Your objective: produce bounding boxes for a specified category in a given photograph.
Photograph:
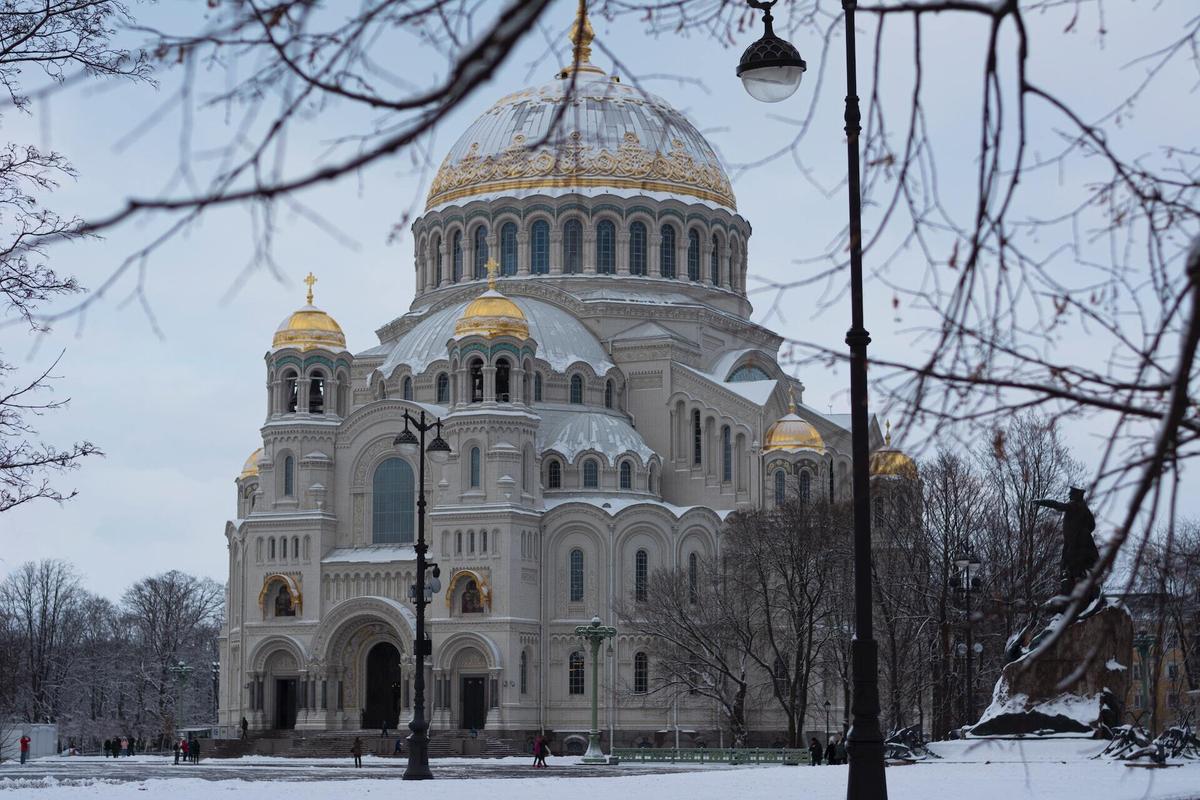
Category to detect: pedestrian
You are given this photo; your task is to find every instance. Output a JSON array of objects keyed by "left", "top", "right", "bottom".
[
  {"left": 191, "top": 738, "right": 200, "bottom": 764},
  {"left": 808, "top": 737, "right": 822, "bottom": 766},
  {"left": 393, "top": 737, "right": 403, "bottom": 756},
  {"left": 240, "top": 717, "right": 248, "bottom": 740},
  {"left": 825, "top": 736, "right": 838, "bottom": 765},
  {"left": 531, "top": 735, "right": 543, "bottom": 769},
  {"left": 173, "top": 739, "right": 180, "bottom": 765},
  {"left": 19, "top": 734, "right": 30, "bottom": 764},
  {"left": 351, "top": 736, "right": 363, "bottom": 768},
  {"left": 181, "top": 738, "right": 189, "bottom": 764},
  {"left": 835, "top": 736, "right": 847, "bottom": 765},
  {"left": 381, "top": 721, "right": 389, "bottom": 739},
  {"left": 120, "top": 737, "right": 129, "bottom": 758},
  {"left": 104, "top": 739, "right": 112, "bottom": 759}
]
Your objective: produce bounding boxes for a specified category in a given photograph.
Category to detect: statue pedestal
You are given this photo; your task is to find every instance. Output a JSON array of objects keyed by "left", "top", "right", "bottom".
[{"left": 971, "top": 600, "right": 1132, "bottom": 737}]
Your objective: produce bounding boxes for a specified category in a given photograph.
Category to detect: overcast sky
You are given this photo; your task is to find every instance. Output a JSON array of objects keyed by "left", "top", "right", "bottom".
[{"left": 1, "top": 1, "right": 1192, "bottom": 600}]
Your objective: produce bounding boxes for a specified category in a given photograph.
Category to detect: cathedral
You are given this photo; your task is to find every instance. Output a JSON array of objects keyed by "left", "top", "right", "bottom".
[{"left": 217, "top": 11, "right": 913, "bottom": 752}]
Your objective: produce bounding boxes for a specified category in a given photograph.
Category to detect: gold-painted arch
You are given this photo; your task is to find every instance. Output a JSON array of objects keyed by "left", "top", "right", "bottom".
[
  {"left": 444, "top": 569, "right": 492, "bottom": 611},
  {"left": 258, "top": 573, "right": 303, "bottom": 614}
]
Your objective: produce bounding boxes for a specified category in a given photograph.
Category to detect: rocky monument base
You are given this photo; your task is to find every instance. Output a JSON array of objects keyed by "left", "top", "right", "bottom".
[{"left": 971, "top": 599, "right": 1132, "bottom": 738}]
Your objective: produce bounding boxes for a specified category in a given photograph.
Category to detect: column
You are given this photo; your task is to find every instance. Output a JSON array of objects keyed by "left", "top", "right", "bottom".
[
  {"left": 517, "top": 231, "right": 530, "bottom": 276},
  {"left": 440, "top": 238, "right": 452, "bottom": 287},
  {"left": 549, "top": 231, "right": 564, "bottom": 275},
  {"left": 482, "top": 365, "right": 496, "bottom": 402},
  {"left": 616, "top": 232, "right": 630, "bottom": 275},
  {"left": 649, "top": 232, "right": 662, "bottom": 277},
  {"left": 583, "top": 232, "right": 597, "bottom": 274}
]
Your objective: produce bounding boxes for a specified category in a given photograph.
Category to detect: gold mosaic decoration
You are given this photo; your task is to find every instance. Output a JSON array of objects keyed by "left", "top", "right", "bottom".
[{"left": 426, "top": 130, "right": 736, "bottom": 210}]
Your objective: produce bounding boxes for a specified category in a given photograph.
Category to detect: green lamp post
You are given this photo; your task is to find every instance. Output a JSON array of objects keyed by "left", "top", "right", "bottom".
[{"left": 575, "top": 615, "right": 616, "bottom": 764}]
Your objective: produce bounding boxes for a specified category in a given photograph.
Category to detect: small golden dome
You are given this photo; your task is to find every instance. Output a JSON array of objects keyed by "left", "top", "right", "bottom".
[
  {"left": 870, "top": 421, "right": 918, "bottom": 479},
  {"left": 240, "top": 447, "right": 263, "bottom": 480},
  {"left": 454, "top": 260, "right": 530, "bottom": 340},
  {"left": 272, "top": 273, "right": 347, "bottom": 352},
  {"left": 764, "top": 391, "right": 825, "bottom": 453}
]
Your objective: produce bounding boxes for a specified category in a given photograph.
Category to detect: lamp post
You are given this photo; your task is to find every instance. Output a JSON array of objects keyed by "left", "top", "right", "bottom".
[
  {"left": 168, "top": 661, "right": 193, "bottom": 739},
  {"left": 954, "top": 552, "right": 982, "bottom": 725},
  {"left": 737, "top": 2, "right": 885, "bottom": 797},
  {"left": 825, "top": 699, "right": 832, "bottom": 741},
  {"left": 575, "top": 615, "right": 617, "bottom": 764},
  {"left": 393, "top": 409, "right": 451, "bottom": 780}
]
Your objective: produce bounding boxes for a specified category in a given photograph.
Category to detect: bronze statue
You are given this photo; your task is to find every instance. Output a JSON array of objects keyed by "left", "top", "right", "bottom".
[{"left": 1033, "top": 487, "right": 1101, "bottom": 600}]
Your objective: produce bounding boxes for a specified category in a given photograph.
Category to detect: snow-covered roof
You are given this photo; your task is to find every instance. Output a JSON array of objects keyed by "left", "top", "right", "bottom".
[
  {"left": 610, "top": 320, "right": 693, "bottom": 345},
  {"left": 322, "top": 545, "right": 416, "bottom": 564},
  {"left": 376, "top": 296, "right": 614, "bottom": 378},
  {"left": 537, "top": 407, "right": 656, "bottom": 465},
  {"left": 708, "top": 348, "right": 780, "bottom": 381},
  {"left": 543, "top": 495, "right": 730, "bottom": 520}
]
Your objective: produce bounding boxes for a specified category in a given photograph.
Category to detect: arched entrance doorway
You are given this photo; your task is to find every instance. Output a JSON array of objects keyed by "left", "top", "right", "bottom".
[{"left": 363, "top": 642, "right": 403, "bottom": 730}]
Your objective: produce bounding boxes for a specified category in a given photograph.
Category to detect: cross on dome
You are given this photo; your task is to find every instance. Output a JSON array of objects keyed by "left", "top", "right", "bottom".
[{"left": 304, "top": 272, "right": 317, "bottom": 305}]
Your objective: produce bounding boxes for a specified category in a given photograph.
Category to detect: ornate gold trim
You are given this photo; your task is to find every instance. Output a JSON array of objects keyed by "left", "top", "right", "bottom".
[{"left": 258, "top": 573, "right": 302, "bottom": 614}]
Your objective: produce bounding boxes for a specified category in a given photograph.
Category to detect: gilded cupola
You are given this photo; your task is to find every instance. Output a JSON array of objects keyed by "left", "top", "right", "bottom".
[
  {"left": 239, "top": 447, "right": 263, "bottom": 480},
  {"left": 454, "top": 260, "right": 530, "bottom": 340},
  {"left": 869, "top": 421, "right": 918, "bottom": 479},
  {"left": 764, "top": 390, "right": 825, "bottom": 453},
  {"left": 272, "top": 273, "right": 347, "bottom": 352}
]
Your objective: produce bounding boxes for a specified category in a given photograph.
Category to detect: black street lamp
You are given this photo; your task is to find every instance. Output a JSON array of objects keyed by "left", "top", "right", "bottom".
[
  {"left": 824, "top": 699, "right": 832, "bottom": 741},
  {"left": 393, "top": 410, "right": 451, "bottom": 780},
  {"left": 954, "top": 552, "right": 983, "bottom": 726},
  {"left": 738, "top": 2, "right": 885, "bottom": 798}
]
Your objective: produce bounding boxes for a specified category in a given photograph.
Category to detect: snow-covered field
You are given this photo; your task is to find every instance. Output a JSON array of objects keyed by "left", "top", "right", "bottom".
[{"left": 2, "top": 744, "right": 1198, "bottom": 799}]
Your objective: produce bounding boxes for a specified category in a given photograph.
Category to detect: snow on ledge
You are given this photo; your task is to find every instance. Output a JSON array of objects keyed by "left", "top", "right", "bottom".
[{"left": 322, "top": 545, "right": 416, "bottom": 564}]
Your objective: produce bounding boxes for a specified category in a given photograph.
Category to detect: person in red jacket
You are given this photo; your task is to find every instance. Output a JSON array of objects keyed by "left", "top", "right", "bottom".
[{"left": 19, "top": 735, "right": 31, "bottom": 764}]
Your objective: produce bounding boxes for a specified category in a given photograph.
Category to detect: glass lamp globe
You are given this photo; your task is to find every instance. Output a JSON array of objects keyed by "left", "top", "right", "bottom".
[
  {"left": 737, "top": 9, "right": 806, "bottom": 104},
  {"left": 426, "top": 435, "right": 452, "bottom": 464}
]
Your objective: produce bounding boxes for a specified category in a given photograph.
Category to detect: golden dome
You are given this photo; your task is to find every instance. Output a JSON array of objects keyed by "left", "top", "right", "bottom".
[
  {"left": 764, "top": 391, "right": 825, "bottom": 453},
  {"left": 454, "top": 260, "right": 530, "bottom": 339},
  {"left": 240, "top": 447, "right": 263, "bottom": 480},
  {"left": 870, "top": 421, "right": 918, "bottom": 479},
  {"left": 271, "top": 273, "right": 347, "bottom": 352}
]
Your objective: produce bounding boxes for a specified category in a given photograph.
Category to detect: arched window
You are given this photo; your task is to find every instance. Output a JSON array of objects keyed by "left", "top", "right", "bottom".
[
  {"left": 568, "top": 651, "right": 585, "bottom": 695},
  {"left": 452, "top": 230, "right": 463, "bottom": 282},
  {"left": 569, "top": 548, "right": 584, "bottom": 602},
  {"left": 495, "top": 358, "right": 511, "bottom": 403},
  {"left": 456, "top": 531, "right": 462, "bottom": 553},
  {"left": 730, "top": 239, "right": 740, "bottom": 290},
  {"left": 570, "top": 374, "right": 584, "bottom": 404},
  {"left": 533, "top": 372, "right": 543, "bottom": 402},
  {"left": 519, "top": 650, "right": 528, "bottom": 695},
  {"left": 710, "top": 233, "right": 721, "bottom": 284},
  {"left": 283, "top": 371, "right": 298, "bottom": 413},
  {"left": 373, "top": 458, "right": 415, "bottom": 544},
  {"left": 283, "top": 455, "right": 295, "bottom": 497},
  {"left": 799, "top": 470, "right": 811, "bottom": 504},
  {"left": 436, "top": 372, "right": 449, "bottom": 403},
  {"left": 635, "top": 548, "right": 648, "bottom": 602},
  {"left": 596, "top": 220, "right": 616, "bottom": 274},
  {"left": 308, "top": 372, "right": 326, "bottom": 413},
  {"left": 604, "top": 379, "right": 614, "bottom": 408},
  {"left": 648, "top": 464, "right": 657, "bottom": 494},
  {"left": 660, "top": 225, "right": 676, "bottom": 278},
  {"left": 688, "top": 552, "right": 699, "bottom": 604},
  {"left": 280, "top": 537, "right": 287, "bottom": 559},
  {"left": 481, "top": 530, "right": 488, "bottom": 553},
  {"left": 687, "top": 229, "right": 701, "bottom": 281},
  {"left": 774, "top": 469, "right": 786, "bottom": 506},
  {"left": 402, "top": 376, "right": 413, "bottom": 400},
  {"left": 692, "top": 409, "right": 702, "bottom": 465},
  {"left": 729, "top": 364, "right": 772, "bottom": 382},
  {"left": 469, "top": 446, "right": 482, "bottom": 489},
  {"left": 634, "top": 652, "right": 649, "bottom": 693},
  {"left": 629, "top": 221, "right": 647, "bottom": 275},
  {"left": 547, "top": 460, "right": 562, "bottom": 489},
  {"left": 268, "top": 537, "right": 276, "bottom": 560},
  {"left": 531, "top": 220, "right": 550, "bottom": 274},
  {"left": 722, "top": 425, "right": 732, "bottom": 482},
  {"left": 469, "top": 358, "right": 484, "bottom": 403},
  {"left": 433, "top": 235, "right": 443, "bottom": 285},
  {"left": 619, "top": 460, "right": 632, "bottom": 490},
  {"left": 473, "top": 225, "right": 489, "bottom": 279},
  {"left": 563, "top": 219, "right": 582, "bottom": 273},
  {"left": 583, "top": 459, "right": 599, "bottom": 489},
  {"left": 500, "top": 222, "right": 518, "bottom": 275}
]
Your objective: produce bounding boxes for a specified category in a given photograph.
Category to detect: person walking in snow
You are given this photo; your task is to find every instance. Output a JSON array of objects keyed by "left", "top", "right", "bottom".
[
  {"left": 808, "top": 737, "right": 823, "bottom": 765},
  {"left": 104, "top": 739, "right": 112, "bottom": 759},
  {"left": 351, "top": 736, "right": 364, "bottom": 768},
  {"left": 240, "top": 717, "right": 248, "bottom": 739},
  {"left": 120, "top": 737, "right": 128, "bottom": 757},
  {"left": 824, "top": 737, "right": 837, "bottom": 765},
  {"left": 173, "top": 740, "right": 180, "bottom": 765},
  {"left": 19, "top": 735, "right": 30, "bottom": 764},
  {"left": 180, "top": 738, "right": 189, "bottom": 764},
  {"left": 190, "top": 738, "right": 200, "bottom": 764},
  {"left": 835, "top": 736, "right": 847, "bottom": 765}
]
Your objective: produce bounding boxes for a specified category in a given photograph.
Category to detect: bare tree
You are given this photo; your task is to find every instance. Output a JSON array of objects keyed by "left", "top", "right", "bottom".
[
  {"left": 0, "top": 559, "right": 83, "bottom": 721},
  {"left": 0, "top": 0, "right": 150, "bottom": 513}
]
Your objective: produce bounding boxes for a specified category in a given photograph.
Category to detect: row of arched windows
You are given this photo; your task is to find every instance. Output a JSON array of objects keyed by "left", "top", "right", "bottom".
[
  {"left": 277, "top": 367, "right": 349, "bottom": 416},
  {"left": 545, "top": 457, "right": 653, "bottom": 492},
  {"left": 398, "top": 361, "right": 620, "bottom": 409},
  {"left": 258, "top": 534, "right": 311, "bottom": 563},
  {"left": 566, "top": 649, "right": 649, "bottom": 695},
  {"left": 773, "top": 465, "right": 815, "bottom": 507},
  {"left": 418, "top": 216, "right": 746, "bottom": 292}
]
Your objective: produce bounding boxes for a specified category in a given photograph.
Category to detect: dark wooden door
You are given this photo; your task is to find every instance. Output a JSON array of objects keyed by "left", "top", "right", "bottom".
[
  {"left": 274, "top": 679, "right": 297, "bottom": 729},
  {"left": 364, "top": 642, "right": 403, "bottom": 730},
  {"left": 461, "top": 677, "right": 486, "bottom": 730}
]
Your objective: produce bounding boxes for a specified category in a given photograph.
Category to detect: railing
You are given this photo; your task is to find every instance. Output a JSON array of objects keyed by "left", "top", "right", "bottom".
[{"left": 611, "top": 747, "right": 808, "bottom": 765}]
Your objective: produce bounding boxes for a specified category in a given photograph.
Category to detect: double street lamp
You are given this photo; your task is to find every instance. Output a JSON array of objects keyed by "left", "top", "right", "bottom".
[
  {"left": 575, "top": 616, "right": 617, "bottom": 764},
  {"left": 168, "top": 660, "right": 193, "bottom": 738},
  {"left": 737, "top": 2, "right": 885, "bottom": 799},
  {"left": 393, "top": 409, "right": 451, "bottom": 780},
  {"left": 954, "top": 552, "right": 983, "bottom": 726}
]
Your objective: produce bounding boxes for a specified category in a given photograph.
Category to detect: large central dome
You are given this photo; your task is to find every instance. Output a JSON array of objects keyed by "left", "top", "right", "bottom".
[{"left": 426, "top": 42, "right": 735, "bottom": 211}]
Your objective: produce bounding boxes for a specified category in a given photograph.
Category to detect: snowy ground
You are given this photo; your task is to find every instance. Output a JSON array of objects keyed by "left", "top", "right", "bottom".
[{"left": 1, "top": 743, "right": 1198, "bottom": 799}]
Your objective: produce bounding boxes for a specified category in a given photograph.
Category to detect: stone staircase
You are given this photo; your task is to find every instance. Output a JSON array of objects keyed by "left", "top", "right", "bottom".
[{"left": 209, "top": 729, "right": 526, "bottom": 760}]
